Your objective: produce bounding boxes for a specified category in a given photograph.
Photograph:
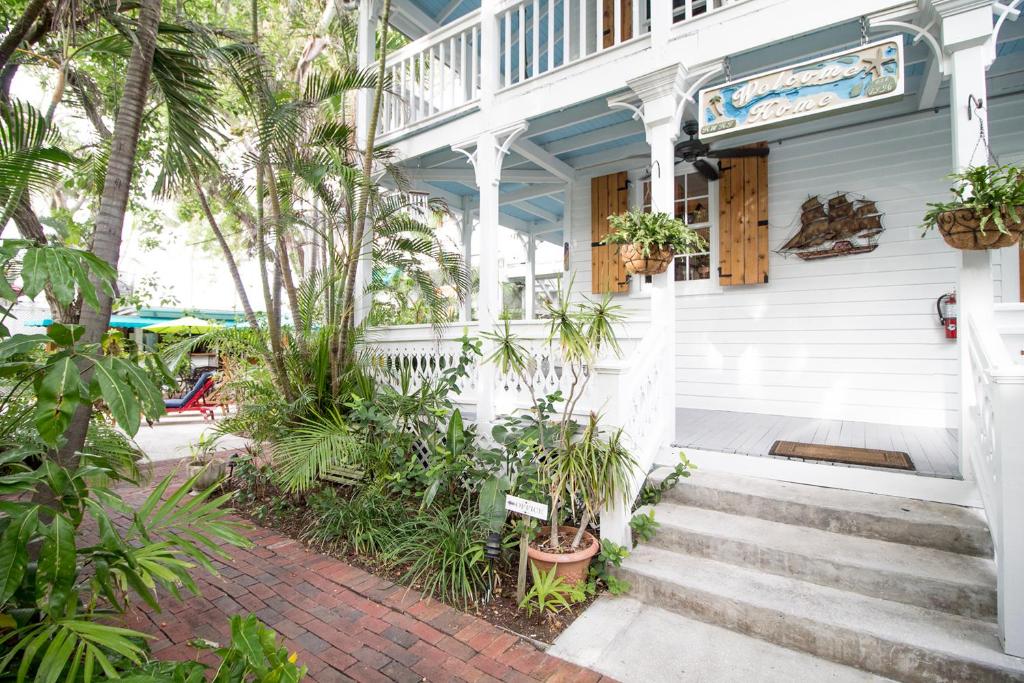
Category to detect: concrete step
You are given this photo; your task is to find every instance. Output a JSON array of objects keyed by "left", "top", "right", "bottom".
[
  {"left": 663, "top": 470, "right": 992, "bottom": 557},
  {"left": 616, "top": 546, "right": 1024, "bottom": 683},
  {"left": 646, "top": 502, "right": 997, "bottom": 620},
  {"left": 549, "top": 596, "right": 893, "bottom": 682}
]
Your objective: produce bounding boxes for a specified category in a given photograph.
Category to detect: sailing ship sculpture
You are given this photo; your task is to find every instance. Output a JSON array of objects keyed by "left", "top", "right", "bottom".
[{"left": 781, "top": 192, "right": 884, "bottom": 260}]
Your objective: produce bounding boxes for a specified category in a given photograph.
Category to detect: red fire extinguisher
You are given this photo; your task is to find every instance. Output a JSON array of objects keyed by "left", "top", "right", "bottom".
[{"left": 938, "top": 292, "right": 957, "bottom": 340}]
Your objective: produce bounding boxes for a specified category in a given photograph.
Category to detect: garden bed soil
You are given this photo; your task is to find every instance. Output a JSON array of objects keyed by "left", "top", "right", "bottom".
[{"left": 227, "top": 487, "right": 596, "bottom": 645}]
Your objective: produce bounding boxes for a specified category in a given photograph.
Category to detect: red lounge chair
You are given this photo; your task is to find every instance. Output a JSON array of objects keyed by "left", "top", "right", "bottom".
[{"left": 163, "top": 371, "right": 218, "bottom": 420}]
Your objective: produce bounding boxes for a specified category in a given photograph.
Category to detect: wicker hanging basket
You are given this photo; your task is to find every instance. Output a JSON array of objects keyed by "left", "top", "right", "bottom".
[
  {"left": 935, "top": 207, "right": 1024, "bottom": 250},
  {"left": 620, "top": 243, "right": 674, "bottom": 276}
]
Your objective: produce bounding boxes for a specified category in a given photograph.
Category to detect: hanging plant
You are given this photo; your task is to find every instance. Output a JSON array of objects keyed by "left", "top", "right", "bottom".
[
  {"left": 921, "top": 164, "right": 1024, "bottom": 250},
  {"left": 603, "top": 209, "right": 707, "bottom": 276}
]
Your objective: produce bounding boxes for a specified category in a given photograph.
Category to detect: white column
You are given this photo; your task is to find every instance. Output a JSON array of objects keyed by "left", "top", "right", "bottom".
[
  {"left": 354, "top": 0, "right": 379, "bottom": 143},
  {"left": 479, "top": 0, "right": 500, "bottom": 107},
  {"left": 942, "top": 5, "right": 993, "bottom": 479},
  {"left": 562, "top": 181, "right": 573, "bottom": 288},
  {"left": 460, "top": 202, "right": 474, "bottom": 322},
  {"left": 649, "top": 0, "right": 673, "bottom": 48},
  {"left": 475, "top": 131, "right": 501, "bottom": 423},
  {"left": 353, "top": 0, "right": 379, "bottom": 326},
  {"left": 646, "top": 118, "right": 678, "bottom": 444},
  {"left": 524, "top": 232, "right": 536, "bottom": 320}
]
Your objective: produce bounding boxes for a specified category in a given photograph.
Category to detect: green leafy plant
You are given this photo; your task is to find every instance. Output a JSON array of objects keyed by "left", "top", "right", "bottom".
[
  {"left": 0, "top": 240, "right": 251, "bottom": 683},
  {"left": 519, "top": 563, "right": 586, "bottom": 618},
  {"left": 602, "top": 209, "right": 707, "bottom": 257},
  {"left": 636, "top": 452, "right": 696, "bottom": 508},
  {"left": 629, "top": 510, "right": 660, "bottom": 545},
  {"left": 587, "top": 539, "right": 631, "bottom": 596},
  {"left": 922, "top": 164, "right": 1024, "bottom": 234}
]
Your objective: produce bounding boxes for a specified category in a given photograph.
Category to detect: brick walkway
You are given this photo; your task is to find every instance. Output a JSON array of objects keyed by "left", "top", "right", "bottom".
[{"left": 119, "top": 464, "right": 613, "bottom": 682}]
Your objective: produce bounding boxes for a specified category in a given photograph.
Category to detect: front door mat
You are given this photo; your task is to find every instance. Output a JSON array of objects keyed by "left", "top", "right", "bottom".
[{"left": 769, "top": 440, "right": 914, "bottom": 470}]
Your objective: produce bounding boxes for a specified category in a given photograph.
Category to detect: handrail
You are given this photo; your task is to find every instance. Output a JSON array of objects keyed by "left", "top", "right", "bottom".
[{"left": 963, "top": 312, "right": 1024, "bottom": 656}]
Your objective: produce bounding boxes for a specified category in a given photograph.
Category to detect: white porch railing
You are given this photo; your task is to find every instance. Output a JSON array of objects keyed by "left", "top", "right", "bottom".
[
  {"left": 587, "top": 322, "right": 674, "bottom": 545},
  {"left": 495, "top": 0, "right": 649, "bottom": 90},
  {"left": 363, "top": 318, "right": 647, "bottom": 413},
  {"left": 379, "top": 10, "right": 482, "bottom": 136},
  {"left": 963, "top": 312, "right": 1024, "bottom": 656}
]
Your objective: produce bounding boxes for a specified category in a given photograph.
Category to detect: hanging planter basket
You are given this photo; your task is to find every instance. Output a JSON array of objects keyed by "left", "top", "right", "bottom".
[
  {"left": 936, "top": 207, "right": 1024, "bottom": 250},
  {"left": 620, "top": 243, "right": 674, "bottom": 276}
]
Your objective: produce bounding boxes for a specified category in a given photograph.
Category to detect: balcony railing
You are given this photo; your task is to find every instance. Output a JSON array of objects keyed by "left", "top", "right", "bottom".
[
  {"left": 496, "top": 0, "right": 649, "bottom": 90},
  {"left": 376, "top": 0, "right": 747, "bottom": 137},
  {"left": 380, "top": 10, "right": 482, "bottom": 135}
]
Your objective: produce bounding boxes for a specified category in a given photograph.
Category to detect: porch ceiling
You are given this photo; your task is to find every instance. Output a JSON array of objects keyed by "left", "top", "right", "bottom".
[
  {"left": 392, "top": 0, "right": 478, "bottom": 38},
  {"left": 396, "top": 16, "right": 1024, "bottom": 227}
]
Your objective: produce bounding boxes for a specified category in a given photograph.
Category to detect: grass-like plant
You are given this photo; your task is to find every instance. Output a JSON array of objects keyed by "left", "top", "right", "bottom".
[
  {"left": 922, "top": 164, "right": 1024, "bottom": 234},
  {"left": 602, "top": 209, "right": 707, "bottom": 257},
  {"left": 304, "top": 484, "right": 406, "bottom": 556},
  {"left": 384, "top": 504, "right": 489, "bottom": 607}
]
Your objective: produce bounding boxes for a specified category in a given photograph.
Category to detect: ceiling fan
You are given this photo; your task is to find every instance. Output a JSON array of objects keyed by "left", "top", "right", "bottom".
[{"left": 674, "top": 120, "right": 769, "bottom": 181}]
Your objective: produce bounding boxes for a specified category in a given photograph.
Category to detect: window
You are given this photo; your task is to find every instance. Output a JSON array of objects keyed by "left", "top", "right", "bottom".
[{"left": 642, "top": 170, "right": 713, "bottom": 283}]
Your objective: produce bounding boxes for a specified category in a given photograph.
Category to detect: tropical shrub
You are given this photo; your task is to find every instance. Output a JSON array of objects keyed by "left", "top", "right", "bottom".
[
  {"left": 0, "top": 240, "right": 252, "bottom": 681},
  {"left": 636, "top": 452, "right": 696, "bottom": 508},
  {"left": 304, "top": 484, "right": 405, "bottom": 556},
  {"left": 629, "top": 510, "right": 660, "bottom": 545}
]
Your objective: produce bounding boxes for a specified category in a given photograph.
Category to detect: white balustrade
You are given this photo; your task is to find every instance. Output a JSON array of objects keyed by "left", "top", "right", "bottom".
[
  {"left": 378, "top": 11, "right": 482, "bottom": 136},
  {"left": 363, "top": 324, "right": 480, "bottom": 405},
  {"left": 587, "top": 322, "right": 674, "bottom": 546},
  {"left": 963, "top": 313, "right": 1024, "bottom": 656},
  {"left": 495, "top": 0, "right": 649, "bottom": 90},
  {"left": 672, "top": 0, "right": 743, "bottom": 24}
]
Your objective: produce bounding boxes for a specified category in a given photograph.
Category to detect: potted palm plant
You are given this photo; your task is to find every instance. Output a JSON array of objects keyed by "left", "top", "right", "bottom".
[
  {"left": 922, "top": 164, "right": 1024, "bottom": 249},
  {"left": 603, "top": 209, "right": 707, "bottom": 276},
  {"left": 484, "top": 283, "right": 636, "bottom": 586}
]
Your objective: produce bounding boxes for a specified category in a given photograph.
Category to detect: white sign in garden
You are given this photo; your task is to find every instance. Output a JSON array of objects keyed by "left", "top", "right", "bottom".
[
  {"left": 698, "top": 37, "right": 905, "bottom": 140},
  {"left": 505, "top": 495, "right": 548, "bottom": 520}
]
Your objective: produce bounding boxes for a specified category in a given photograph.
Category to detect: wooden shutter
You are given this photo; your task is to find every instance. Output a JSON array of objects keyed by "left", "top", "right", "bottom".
[
  {"left": 718, "top": 143, "right": 769, "bottom": 286},
  {"left": 591, "top": 171, "right": 630, "bottom": 294},
  {"left": 602, "top": 0, "right": 633, "bottom": 47}
]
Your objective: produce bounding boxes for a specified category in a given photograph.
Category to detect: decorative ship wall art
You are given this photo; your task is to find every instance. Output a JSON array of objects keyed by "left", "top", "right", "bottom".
[{"left": 780, "top": 192, "right": 884, "bottom": 260}]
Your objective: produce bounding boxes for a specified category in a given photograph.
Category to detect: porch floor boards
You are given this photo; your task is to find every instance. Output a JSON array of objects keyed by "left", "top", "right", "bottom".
[{"left": 673, "top": 408, "right": 960, "bottom": 479}]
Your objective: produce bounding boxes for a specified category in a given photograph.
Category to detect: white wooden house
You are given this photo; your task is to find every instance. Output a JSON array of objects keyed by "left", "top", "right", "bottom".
[{"left": 353, "top": 0, "right": 1024, "bottom": 669}]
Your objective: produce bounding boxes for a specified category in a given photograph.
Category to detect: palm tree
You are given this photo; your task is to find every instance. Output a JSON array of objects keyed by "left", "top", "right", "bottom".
[{"left": 56, "top": 0, "right": 164, "bottom": 467}]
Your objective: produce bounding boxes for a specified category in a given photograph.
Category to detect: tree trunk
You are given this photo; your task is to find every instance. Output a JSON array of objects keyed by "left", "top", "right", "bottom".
[
  {"left": 191, "top": 173, "right": 259, "bottom": 329},
  {"left": 265, "top": 168, "right": 303, "bottom": 335},
  {"left": 337, "top": 0, "right": 392, "bottom": 364},
  {"left": 0, "top": 0, "right": 50, "bottom": 73},
  {"left": 55, "top": 0, "right": 163, "bottom": 466}
]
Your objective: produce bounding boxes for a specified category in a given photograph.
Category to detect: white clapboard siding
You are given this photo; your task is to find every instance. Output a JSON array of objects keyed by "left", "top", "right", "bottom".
[{"left": 568, "top": 94, "right": 1024, "bottom": 429}]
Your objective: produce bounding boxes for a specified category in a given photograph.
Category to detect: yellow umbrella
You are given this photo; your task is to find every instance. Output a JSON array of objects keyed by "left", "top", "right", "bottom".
[{"left": 142, "top": 315, "right": 222, "bottom": 334}]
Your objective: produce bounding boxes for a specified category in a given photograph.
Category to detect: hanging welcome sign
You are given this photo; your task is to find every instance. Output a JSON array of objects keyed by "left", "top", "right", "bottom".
[{"left": 698, "top": 37, "right": 904, "bottom": 140}]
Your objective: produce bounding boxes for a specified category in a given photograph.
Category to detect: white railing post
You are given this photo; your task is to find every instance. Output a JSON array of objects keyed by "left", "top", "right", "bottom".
[
  {"left": 941, "top": 3, "right": 996, "bottom": 479},
  {"left": 993, "top": 368, "right": 1024, "bottom": 656}
]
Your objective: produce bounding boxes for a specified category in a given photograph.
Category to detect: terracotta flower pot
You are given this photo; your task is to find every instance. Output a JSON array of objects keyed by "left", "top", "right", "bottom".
[
  {"left": 620, "top": 243, "right": 674, "bottom": 276},
  {"left": 936, "top": 207, "right": 1024, "bottom": 250},
  {"left": 526, "top": 526, "right": 599, "bottom": 586}
]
